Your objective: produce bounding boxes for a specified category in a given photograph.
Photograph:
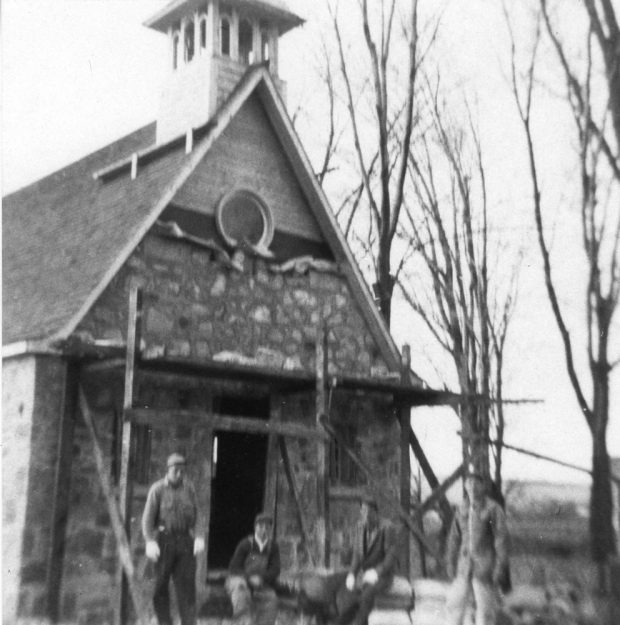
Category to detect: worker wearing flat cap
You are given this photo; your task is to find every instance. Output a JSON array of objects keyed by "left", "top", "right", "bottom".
[
  {"left": 445, "top": 464, "right": 509, "bottom": 625},
  {"left": 226, "top": 511, "right": 281, "bottom": 625},
  {"left": 142, "top": 453, "right": 205, "bottom": 625},
  {"left": 343, "top": 492, "right": 400, "bottom": 625}
]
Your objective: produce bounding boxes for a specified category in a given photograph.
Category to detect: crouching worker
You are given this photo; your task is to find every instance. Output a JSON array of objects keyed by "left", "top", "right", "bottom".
[
  {"left": 344, "top": 493, "right": 400, "bottom": 625},
  {"left": 142, "top": 453, "right": 205, "bottom": 625},
  {"left": 226, "top": 512, "right": 281, "bottom": 625}
]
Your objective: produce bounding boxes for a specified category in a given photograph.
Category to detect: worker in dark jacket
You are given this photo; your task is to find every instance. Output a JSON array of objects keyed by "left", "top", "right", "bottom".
[
  {"left": 344, "top": 493, "right": 400, "bottom": 625},
  {"left": 226, "top": 512, "right": 281, "bottom": 625},
  {"left": 142, "top": 453, "right": 205, "bottom": 625},
  {"left": 445, "top": 465, "right": 509, "bottom": 625}
]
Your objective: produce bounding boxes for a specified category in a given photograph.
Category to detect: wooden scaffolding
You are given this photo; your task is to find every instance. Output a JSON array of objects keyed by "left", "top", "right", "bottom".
[{"left": 63, "top": 286, "right": 459, "bottom": 625}]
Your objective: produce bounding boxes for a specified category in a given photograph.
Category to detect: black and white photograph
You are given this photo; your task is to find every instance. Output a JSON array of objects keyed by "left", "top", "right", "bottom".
[{"left": 2, "top": 1, "right": 619, "bottom": 624}]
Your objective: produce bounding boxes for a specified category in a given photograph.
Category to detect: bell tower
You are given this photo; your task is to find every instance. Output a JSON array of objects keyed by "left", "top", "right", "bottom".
[{"left": 144, "top": 0, "right": 303, "bottom": 144}]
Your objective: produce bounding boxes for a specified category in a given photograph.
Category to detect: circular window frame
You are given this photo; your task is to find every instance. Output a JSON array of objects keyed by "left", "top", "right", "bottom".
[{"left": 215, "top": 189, "right": 274, "bottom": 249}]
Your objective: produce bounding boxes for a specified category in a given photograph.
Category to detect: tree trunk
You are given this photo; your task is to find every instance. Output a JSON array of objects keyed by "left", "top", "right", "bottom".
[{"left": 589, "top": 374, "right": 617, "bottom": 590}]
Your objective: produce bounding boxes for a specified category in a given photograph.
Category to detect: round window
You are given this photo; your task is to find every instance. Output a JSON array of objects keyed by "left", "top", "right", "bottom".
[{"left": 215, "top": 190, "right": 274, "bottom": 249}]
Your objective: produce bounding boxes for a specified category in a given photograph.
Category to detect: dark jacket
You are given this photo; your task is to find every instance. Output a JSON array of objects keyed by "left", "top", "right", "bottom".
[
  {"left": 349, "top": 519, "right": 399, "bottom": 579},
  {"left": 228, "top": 535, "right": 281, "bottom": 588},
  {"left": 446, "top": 496, "right": 508, "bottom": 584}
]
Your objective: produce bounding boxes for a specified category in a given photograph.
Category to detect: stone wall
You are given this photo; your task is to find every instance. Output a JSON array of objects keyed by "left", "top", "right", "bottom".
[
  {"left": 55, "top": 231, "right": 401, "bottom": 623},
  {"left": 75, "top": 231, "right": 389, "bottom": 377},
  {"left": 2, "top": 355, "right": 67, "bottom": 621}
]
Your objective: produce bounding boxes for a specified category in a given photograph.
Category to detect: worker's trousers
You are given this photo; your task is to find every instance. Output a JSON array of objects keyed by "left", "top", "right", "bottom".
[
  {"left": 152, "top": 532, "right": 196, "bottom": 625},
  {"left": 445, "top": 575, "right": 498, "bottom": 625},
  {"left": 226, "top": 575, "right": 278, "bottom": 625}
]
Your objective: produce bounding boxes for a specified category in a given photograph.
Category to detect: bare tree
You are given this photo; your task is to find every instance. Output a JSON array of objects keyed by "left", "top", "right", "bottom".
[
  {"left": 399, "top": 87, "right": 520, "bottom": 485},
  {"left": 327, "top": 0, "right": 426, "bottom": 327},
  {"left": 506, "top": 0, "right": 620, "bottom": 586}
]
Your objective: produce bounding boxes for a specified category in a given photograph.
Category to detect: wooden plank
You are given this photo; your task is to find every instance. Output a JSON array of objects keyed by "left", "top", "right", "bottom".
[
  {"left": 315, "top": 326, "right": 330, "bottom": 568},
  {"left": 127, "top": 408, "right": 329, "bottom": 440},
  {"left": 278, "top": 437, "right": 315, "bottom": 567},
  {"left": 195, "top": 424, "right": 213, "bottom": 602},
  {"left": 399, "top": 345, "right": 412, "bottom": 578},
  {"left": 409, "top": 426, "right": 453, "bottom": 525},
  {"left": 263, "top": 396, "right": 282, "bottom": 521},
  {"left": 45, "top": 361, "right": 79, "bottom": 621},
  {"left": 78, "top": 388, "right": 154, "bottom": 624},
  {"left": 116, "top": 285, "right": 142, "bottom": 625},
  {"left": 320, "top": 416, "right": 438, "bottom": 559},
  {"left": 419, "top": 463, "right": 465, "bottom": 514}
]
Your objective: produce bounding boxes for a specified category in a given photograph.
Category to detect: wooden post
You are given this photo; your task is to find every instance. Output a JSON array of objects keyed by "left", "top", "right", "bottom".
[
  {"left": 46, "top": 361, "right": 79, "bottom": 622},
  {"left": 279, "top": 437, "right": 315, "bottom": 566},
  {"left": 399, "top": 345, "right": 412, "bottom": 578},
  {"left": 195, "top": 423, "right": 213, "bottom": 603},
  {"left": 264, "top": 396, "right": 282, "bottom": 522},
  {"left": 78, "top": 388, "right": 154, "bottom": 624},
  {"left": 409, "top": 427, "right": 453, "bottom": 525},
  {"left": 116, "top": 285, "right": 142, "bottom": 625},
  {"left": 316, "top": 325, "right": 330, "bottom": 568}
]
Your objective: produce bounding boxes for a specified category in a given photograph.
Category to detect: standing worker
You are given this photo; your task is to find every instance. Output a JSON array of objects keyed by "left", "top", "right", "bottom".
[
  {"left": 142, "top": 452, "right": 205, "bottom": 625},
  {"left": 344, "top": 493, "right": 400, "bottom": 625},
  {"left": 226, "top": 512, "right": 281, "bottom": 625},
  {"left": 445, "top": 464, "right": 509, "bottom": 625}
]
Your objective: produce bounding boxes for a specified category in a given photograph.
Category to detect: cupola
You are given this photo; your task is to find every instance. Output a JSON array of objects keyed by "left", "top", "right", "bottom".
[{"left": 144, "top": 0, "right": 303, "bottom": 144}]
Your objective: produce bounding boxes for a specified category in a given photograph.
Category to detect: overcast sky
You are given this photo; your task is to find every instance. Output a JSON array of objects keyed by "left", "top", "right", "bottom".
[{"left": 2, "top": 0, "right": 618, "bottom": 485}]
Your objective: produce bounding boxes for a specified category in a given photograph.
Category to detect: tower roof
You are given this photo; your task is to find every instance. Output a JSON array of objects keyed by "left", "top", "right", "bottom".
[{"left": 145, "top": 0, "right": 304, "bottom": 35}]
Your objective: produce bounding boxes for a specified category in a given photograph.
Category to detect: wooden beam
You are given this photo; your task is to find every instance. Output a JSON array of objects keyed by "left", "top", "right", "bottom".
[
  {"left": 320, "top": 416, "right": 438, "bottom": 559},
  {"left": 126, "top": 408, "right": 329, "bottom": 440},
  {"left": 419, "top": 463, "right": 465, "bottom": 514},
  {"left": 116, "top": 285, "right": 142, "bottom": 625},
  {"left": 78, "top": 388, "right": 154, "bottom": 624},
  {"left": 45, "top": 361, "right": 79, "bottom": 622},
  {"left": 409, "top": 426, "right": 453, "bottom": 525},
  {"left": 278, "top": 437, "right": 315, "bottom": 567},
  {"left": 398, "top": 345, "right": 412, "bottom": 578},
  {"left": 263, "top": 396, "right": 282, "bottom": 521},
  {"left": 194, "top": 423, "right": 213, "bottom": 603},
  {"left": 315, "top": 325, "right": 330, "bottom": 568}
]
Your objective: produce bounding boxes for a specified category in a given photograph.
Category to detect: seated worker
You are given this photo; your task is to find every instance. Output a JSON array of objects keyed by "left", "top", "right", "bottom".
[
  {"left": 344, "top": 493, "right": 400, "bottom": 625},
  {"left": 226, "top": 512, "right": 281, "bottom": 625}
]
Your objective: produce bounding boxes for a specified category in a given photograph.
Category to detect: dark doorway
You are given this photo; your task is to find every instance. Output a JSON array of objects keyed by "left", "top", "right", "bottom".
[{"left": 207, "top": 395, "right": 270, "bottom": 569}]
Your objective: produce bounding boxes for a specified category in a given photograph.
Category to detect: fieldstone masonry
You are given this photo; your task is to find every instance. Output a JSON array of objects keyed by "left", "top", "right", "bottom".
[
  {"left": 75, "top": 232, "right": 389, "bottom": 377},
  {"left": 4, "top": 232, "right": 403, "bottom": 624},
  {"left": 2, "top": 356, "right": 68, "bottom": 621}
]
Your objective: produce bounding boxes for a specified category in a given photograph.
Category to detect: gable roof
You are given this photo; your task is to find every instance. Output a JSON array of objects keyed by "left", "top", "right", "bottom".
[{"left": 3, "top": 65, "right": 410, "bottom": 378}]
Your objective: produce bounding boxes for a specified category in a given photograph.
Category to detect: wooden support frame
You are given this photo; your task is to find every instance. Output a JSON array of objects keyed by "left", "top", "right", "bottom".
[
  {"left": 194, "top": 422, "right": 213, "bottom": 600},
  {"left": 409, "top": 426, "right": 453, "bottom": 525},
  {"left": 264, "top": 396, "right": 282, "bottom": 522},
  {"left": 315, "top": 325, "right": 330, "bottom": 568},
  {"left": 278, "top": 437, "right": 315, "bottom": 567},
  {"left": 419, "top": 462, "right": 465, "bottom": 515},
  {"left": 78, "top": 387, "right": 154, "bottom": 624},
  {"left": 116, "top": 285, "right": 142, "bottom": 625},
  {"left": 320, "top": 416, "right": 438, "bottom": 559},
  {"left": 45, "top": 361, "right": 79, "bottom": 622},
  {"left": 398, "top": 345, "right": 412, "bottom": 577}
]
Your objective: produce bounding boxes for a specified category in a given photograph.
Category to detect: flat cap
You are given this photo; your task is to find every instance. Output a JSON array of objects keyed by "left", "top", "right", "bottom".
[
  {"left": 167, "top": 452, "right": 187, "bottom": 468},
  {"left": 254, "top": 511, "right": 273, "bottom": 526}
]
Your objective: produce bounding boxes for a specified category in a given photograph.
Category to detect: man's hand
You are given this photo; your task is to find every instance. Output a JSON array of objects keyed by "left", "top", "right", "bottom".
[
  {"left": 145, "top": 540, "right": 160, "bottom": 562},
  {"left": 193, "top": 537, "right": 205, "bottom": 556},
  {"left": 362, "top": 568, "right": 378, "bottom": 586},
  {"left": 345, "top": 572, "right": 356, "bottom": 591},
  {"left": 248, "top": 574, "right": 263, "bottom": 589}
]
